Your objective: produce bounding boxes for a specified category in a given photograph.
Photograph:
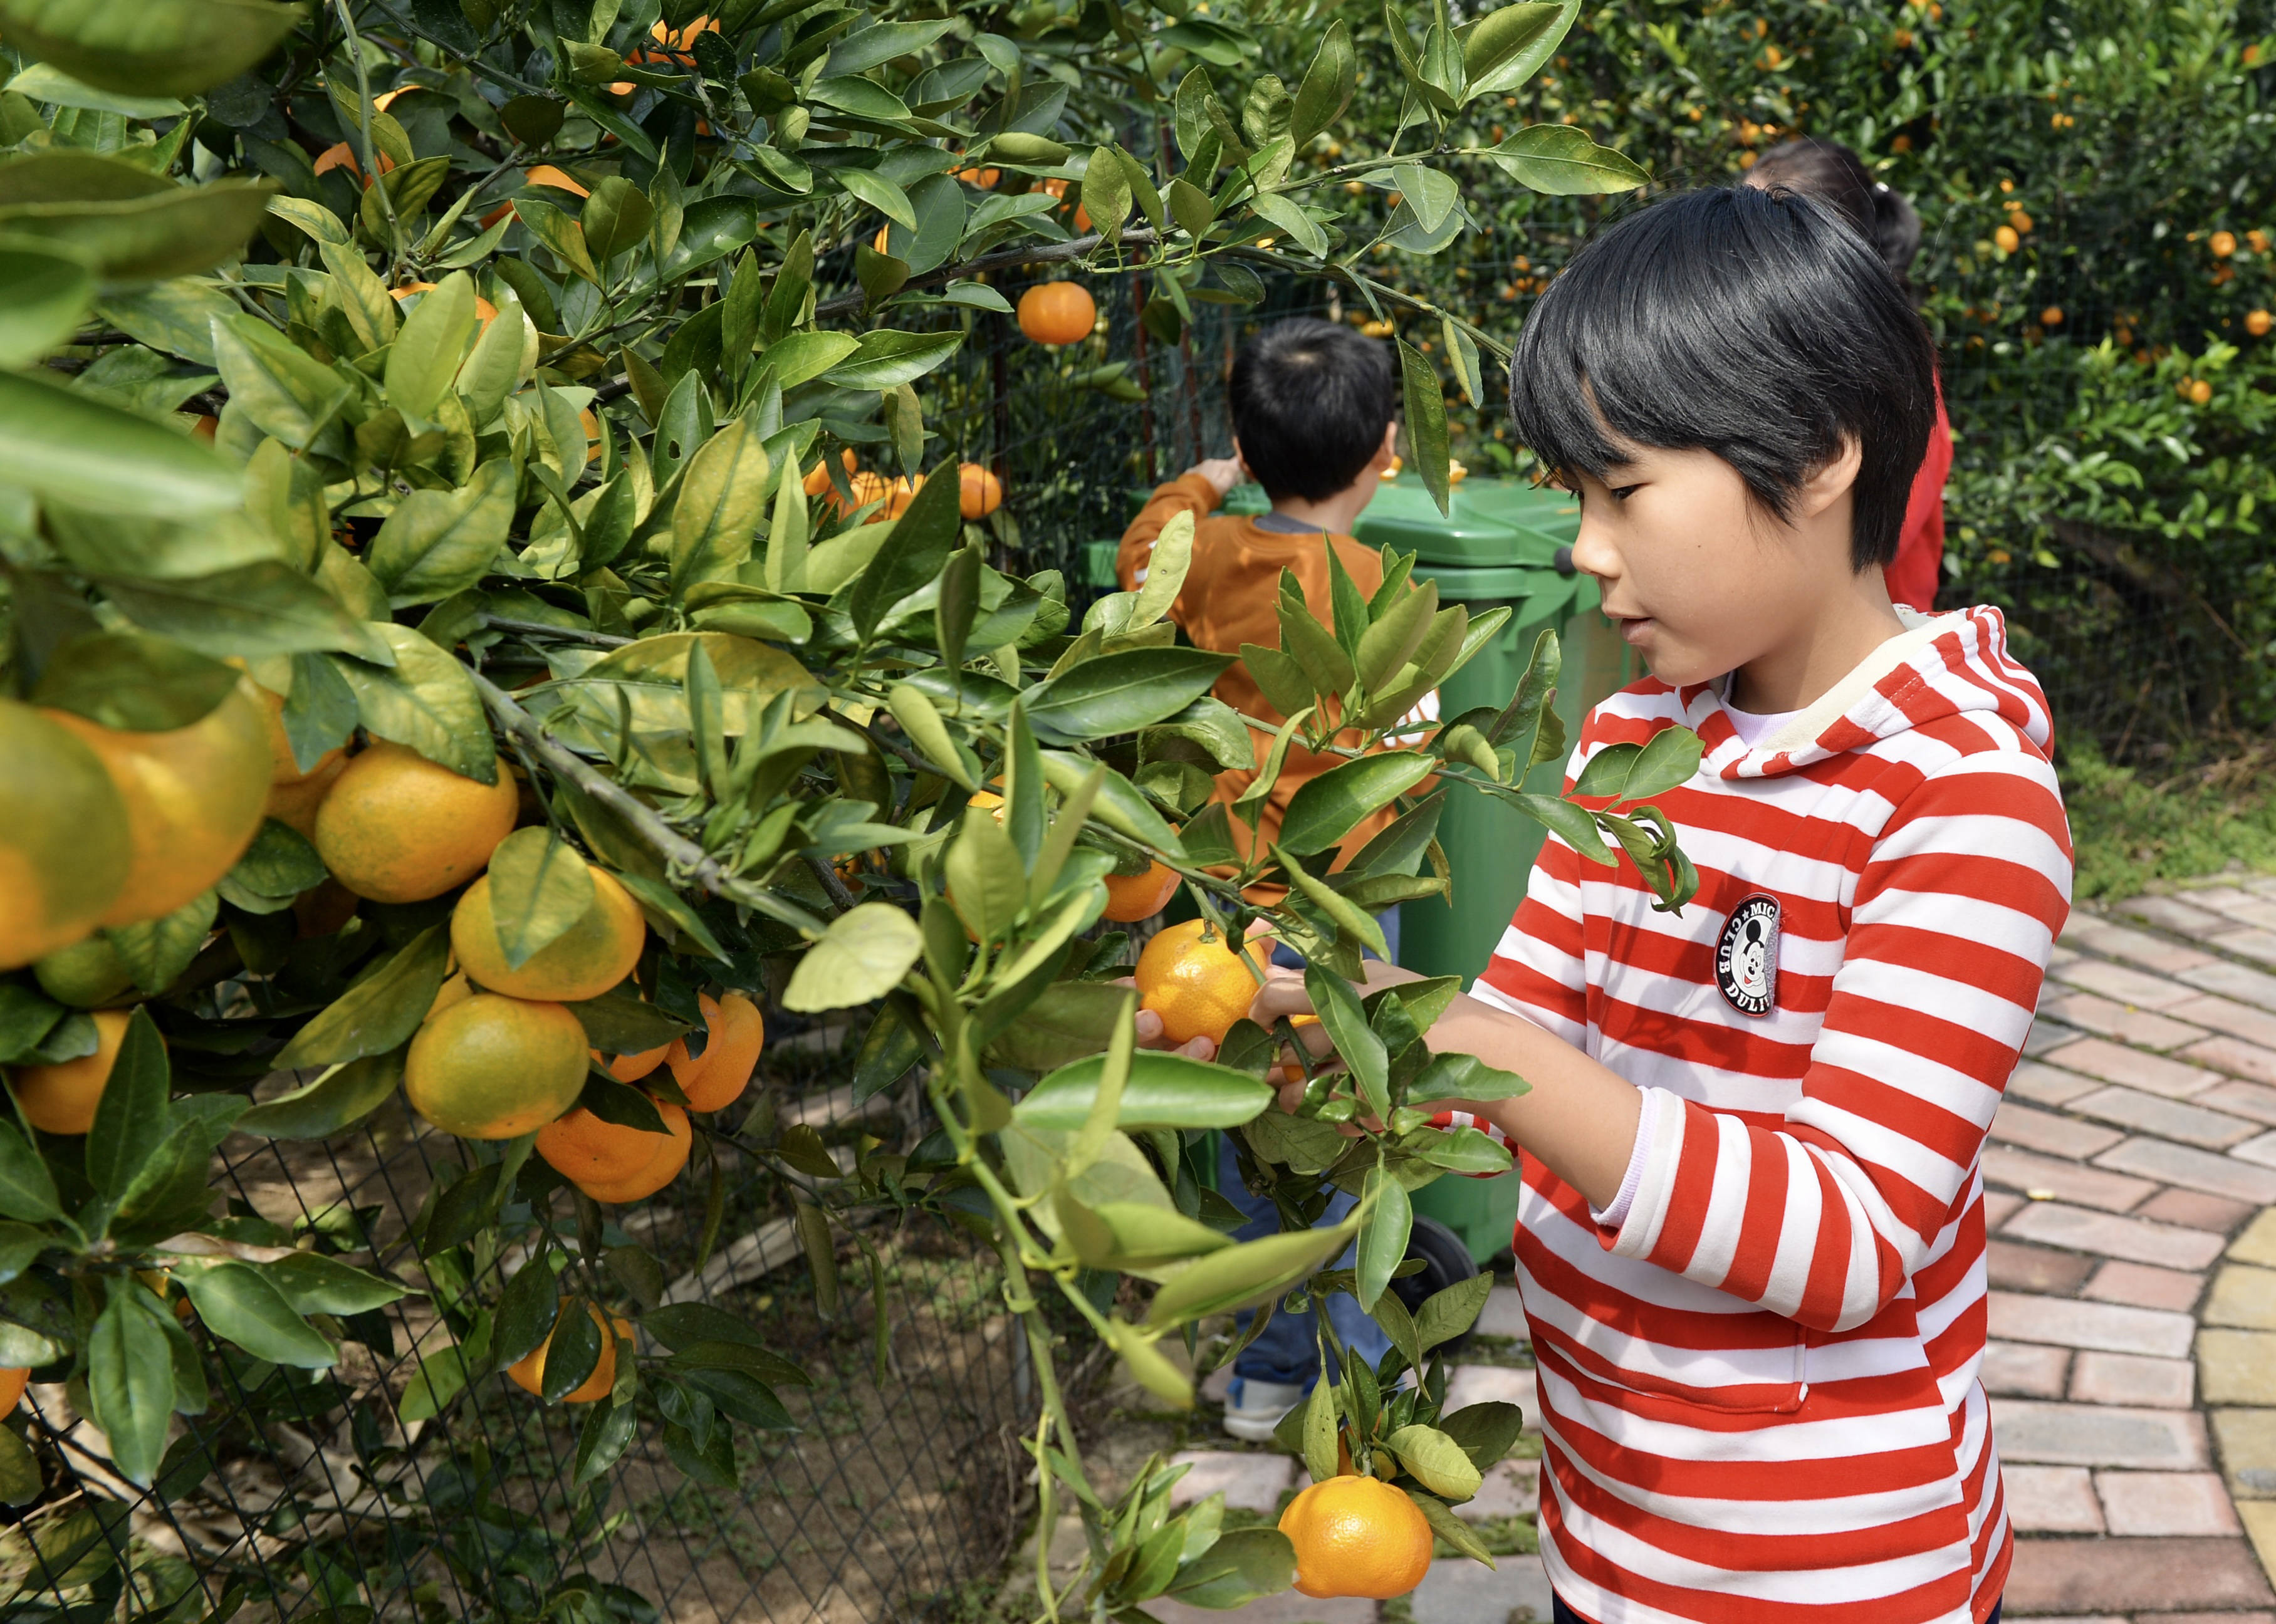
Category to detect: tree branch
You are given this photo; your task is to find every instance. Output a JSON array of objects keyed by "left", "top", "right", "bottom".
[{"left": 813, "top": 227, "right": 1162, "bottom": 316}]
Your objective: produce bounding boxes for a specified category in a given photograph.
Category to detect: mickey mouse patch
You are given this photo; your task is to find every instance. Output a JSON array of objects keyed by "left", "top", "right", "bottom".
[{"left": 1716, "top": 895, "right": 1780, "bottom": 1016}]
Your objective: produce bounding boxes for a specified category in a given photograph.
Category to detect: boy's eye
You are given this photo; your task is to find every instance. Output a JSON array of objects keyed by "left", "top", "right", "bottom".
[{"left": 1607, "top": 484, "right": 1641, "bottom": 502}]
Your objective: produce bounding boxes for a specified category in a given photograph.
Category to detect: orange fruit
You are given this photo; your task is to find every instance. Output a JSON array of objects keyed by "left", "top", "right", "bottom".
[
  {"left": 2213, "top": 229, "right": 2239, "bottom": 258},
  {"left": 2191, "top": 378, "right": 2215, "bottom": 404},
  {"left": 45, "top": 684, "right": 271, "bottom": 929},
  {"left": 390, "top": 280, "right": 499, "bottom": 329},
  {"left": 2250, "top": 309, "right": 2273, "bottom": 337},
  {"left": 523, "top": 164, "right": 590, "bottom": 198},
  {"left": 404, "top": 993, "right": 588, "bottom": 1139},
  {"left": 1102, "top": 860, "right": 1179, "bottom": 923},
  {"left": 665, "top": 992, "right": 762, "bottom": 1113},
  {"left": 9, "top": 1007, "right": 142, "bottom": 1135},
  {"left": 536, "top": 1098, "right": 684, "bottom": 1187},
  {"left": 313, "top": 744, "right": 519, "bottom": 903},
  {"left": 506, "top": 1302, "right": 632, "bottom": 1403},
  {"left": 1994, "top": 224, "right": 2020, "bottom": 253},
  {"left": 1018, "top": 281, "right": 1097, "bottom": 346},
  {"left": 579, "top": 406, "right": 602, "bottom": 463},
  {"left": 449, "top": 864, "right": 645, "bottom": 1002},
  {"left": 313, "top": 142, "right": 397, "bottom": 183},
  {"left": 955, "top": 166, "right": 1000, "bottom": 189},
  {"left": 1278, "top": 1474, "right": 1434, "bottom": 1600},
  {"left": 0, "top": 700, "right": 130, "bottom": 969},
  {"left": 650, "top": 13, "right": 717, "bottom": 49},
  {"left": 595, "top": 1042, "right": 671, "bottom": 1082},
  {"left": 873, "top": 223, "right": 892, "bottom": 254},
  {"left": 256, "top": 685, "right": 348, "bottom": 838},
  {"left": 1134, "top": 919, "right": 1265, "bottom": 1047},
  {"left": 0, "top": 1366, "right": 25, "bottom": 1412},
  {"left": 958, "top": 461, "right": 1003, "bottom": 519},
  {"left": 575, "top": 1101, "right": 692, "bottom": 1202}
]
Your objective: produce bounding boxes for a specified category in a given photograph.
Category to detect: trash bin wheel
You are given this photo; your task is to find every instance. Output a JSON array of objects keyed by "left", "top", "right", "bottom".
[{"left": 1391, "top": 1214, "right": 1481, "bottom": 1356}]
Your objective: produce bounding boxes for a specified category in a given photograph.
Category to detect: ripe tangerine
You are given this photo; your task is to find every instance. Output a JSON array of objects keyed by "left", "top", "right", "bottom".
[
  {"left": 1278, "top": 1475, "right": 1434, "bottom": 1600},
  {"left": 1018, "top": 282, "right": 1096, "bottom": 346},
  {"left": 1134, "top": 919, "right": 1265, "bottom": 1047},
  {"left": 10, "top": 1007, "right": 144, "bottom": 1136},
  {"left": 506, "top": 1301, "right": 632, "bottom": 1403},
  {"left": 1101, "top": 860, "right": 1179, "bottom": 923},
  {"left": 666, "top": 991, "right": 763, "bottom": 1113},
  {"left": 313, "top": 744, "right": 519, "bottom": 903},
  {"left": 404, "top": 993, "right": 588, "bottom": 1140},
  {"left": 0, "top": 700, "right": 130, "bottom": 969},
  {"left": 958, "top": 462, "right": 1003, "bottom": 519},
  {"left": 450, "top": 863, "right": 647, "bottom": 1002}
]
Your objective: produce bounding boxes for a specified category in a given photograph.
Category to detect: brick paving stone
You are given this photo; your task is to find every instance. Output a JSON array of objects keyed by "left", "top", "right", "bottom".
[
  {"left": 2182, "top": 957, "right": 2276, "bottom": 1012},
  {"left": 2136, "top": 1185, "right": 2258, "bottom": 1233},
  {"left": 2001, "top": 1536, "right": 2272, "bottom": 1611},
  {"left": 1985, "top": 1146, "right": 2159, "bottom": 1212},
  {"left": 2215, "top": 1408, "right": 2276, "bottom": 1499},
  {"left": 2094, "top": 1137, "right": 2276, "bottom": 1204},
  {"left": 2195, "top": 1078, "right": 2276, "bottom": 1127},
  {"left": 1989, "top": 1240, "right": 2099, "bottom": 1295},
  {"left": 1988, "top": 1291, "right": 2197, "bottom": 1357},
  {"left": 2010, "top": 1058, "right": 2104, "bottom": 1105},
  {"left": 2070, "top": 1350, "right": 2197, "bottom": 1408},
  {"left": 2171, "top": 993, "right": 2276, "bottom": 1051},
  {"left": 1443, "top": 1366, "right": 1540, "bottom": 1433},
  {"left": 1990, "top": 1102, "right": 2131, "bottom": 1160},
  {"left": 1984, "top": 1189, "right": 2025, "bottom": 1231},
  {"left": 1456, "top": 1457, "right": 1538, "bottom": 1522},
  {"left": 2055, "top": 959, "right": 2207, "bottom": 1011},
  {"left": 2179, "top": 1036, "right": 2276, "bottom": 1091},
  {"left": 1409, "top": 1554, "right": 1554, "bottom": 1624},
  {"left": 2040, "top": 1037, "right": 2220, "bottom": 1098},
  {"left": 2003, "top": 1464, "right": 2102, "bottom": 1532},
  {"left": 2095, "top": 1470, "right": 2243, "bottom": 1535},
  {"left": 2042, "top": 992, "right": 2208, "bottom": 1051},
  {"left": 1475, "top": 1284, "right": 1527, "bottom": 1339},
  {"left": 2205, "top": 1263, "right": 2276, "bottom": 1331},
  {"left": 2245, "top": 1496, "right": 2276, "bottom": 1582},
  {"left": 1147, "top": 1594, "right": 1377, "bottom": 1624},
  {"left": 2232, "top": 1207, "right": 2276, "bottom": 1266},
  {"left": 2116, "top": 894, "right": 2240, "bottom": 940},
  {"left": 1168, "top": 1452, "right": 1296, "bottom": 1514},
  {"left": 2064, "top": 1085, "right": 2260, "bottom": 1150},
  {"left": 2001, "top": 1201, "right": 2228, "bottom": 1270},
  {"left": 2207, "top": 929, "right": 2276, "bottom": 968},
  {"left": 2196, "top": 1328, "right": 2276, "bottom": 1404},
  {"left": 1983, "top": 1340, "right": 2072, "bottom": 1398},
  {"left": 2182, "top": 885, "right": 2261, "bottom": 911},
  {"left": 2230, "top": 1128, "right": 2276, "bottom": 1171},
  {"left": 2023, "top": 1021, "right": 2087, "bottom": 1059},
  {"left": 2225, "top": 903, "right": 2276, "bottom": 931},
  {"left": 2062, "top": 915, "right": 2220, "bottom": 974},
  {"left": 2139, "top": 1614, "right": 2276, "bottom": 1624},
  {"left": 2084, "top": 1259, "right": 2207, "bottom": 1313}
]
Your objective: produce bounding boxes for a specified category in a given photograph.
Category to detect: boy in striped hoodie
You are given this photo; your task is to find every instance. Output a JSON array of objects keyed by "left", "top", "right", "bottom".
[{"left": 1219, "top": 185, "right": 2072, "bottom": 1621}]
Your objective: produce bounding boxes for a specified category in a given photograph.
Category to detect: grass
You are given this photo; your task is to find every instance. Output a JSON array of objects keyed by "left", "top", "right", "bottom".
[{"left": 2063, "top": 741, "right": 2276, "bottom": 898}]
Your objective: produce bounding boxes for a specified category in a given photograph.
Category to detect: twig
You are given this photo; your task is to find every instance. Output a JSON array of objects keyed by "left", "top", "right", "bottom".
[
  {"left": 466, "top": 666, "right": 831, "bottom": 939},
  {"left": 483, "top": 614, "right": 632, "bottom": 647},
  {"left": 803, "top": 853, "right": 861, "bottom": 913},
  {"left": 813, "top": 227, "right": 1162, "bottom": 316},
  {"left": 329, "top": 0, "right": 408, "bottom": 274}
]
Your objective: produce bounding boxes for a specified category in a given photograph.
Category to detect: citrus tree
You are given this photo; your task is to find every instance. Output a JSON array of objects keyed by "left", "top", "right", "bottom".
[{"left": 0, "top": 0, "right": 1686, "bottom": 1615}]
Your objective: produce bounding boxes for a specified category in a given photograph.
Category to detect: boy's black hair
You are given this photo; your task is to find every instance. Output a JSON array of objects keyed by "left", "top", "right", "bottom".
[
  {"left": 1745, "top": 138, "right": 1923, "bottom": 283},
  {"left": 1507, "top": 186, "right": 1937, "bottom": 571},
  {"left": 1229, "top": 318, "right": 1395, "bottom": 502}
]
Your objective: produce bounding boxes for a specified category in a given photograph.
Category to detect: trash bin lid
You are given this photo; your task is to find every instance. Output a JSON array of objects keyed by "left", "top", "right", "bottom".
[
  {"left": 1356, "top": 476, "right": 1580, "bottom": 566},
  {"left": 1406, "top": 561, "right": 1584, "bottom": 616}
]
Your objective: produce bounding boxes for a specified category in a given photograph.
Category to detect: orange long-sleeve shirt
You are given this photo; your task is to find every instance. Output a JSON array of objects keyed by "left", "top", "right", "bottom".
[{"left": 1117, "top": 474, "right": 1395, "bottom": 893}]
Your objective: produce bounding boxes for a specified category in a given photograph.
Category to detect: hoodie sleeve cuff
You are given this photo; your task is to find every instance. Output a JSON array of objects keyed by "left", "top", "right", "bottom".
[{"left": 1601, "top": 1086, "right": 1687, "bottom": 1258}]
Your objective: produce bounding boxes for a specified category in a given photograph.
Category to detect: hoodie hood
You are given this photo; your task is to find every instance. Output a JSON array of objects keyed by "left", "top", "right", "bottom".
[{"left": 1685, "top": 605, "right": 2054, "bottom": 780}]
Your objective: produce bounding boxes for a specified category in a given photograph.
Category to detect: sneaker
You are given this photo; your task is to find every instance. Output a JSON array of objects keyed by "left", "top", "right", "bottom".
[{"left": 1221, "top": 1377, "right": 1307, "bottom": 1442}]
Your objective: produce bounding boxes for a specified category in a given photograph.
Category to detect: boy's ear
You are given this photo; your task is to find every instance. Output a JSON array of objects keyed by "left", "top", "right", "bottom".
[
  {"left": 1369, "top": 420, "right": 1399, "bottom": 469},
  {"left": 1793, "top": 434, "right": 1864, "bottom": 521},
  {"left": 1232, "top": 434, "right": 1248, "bottom": 477}
]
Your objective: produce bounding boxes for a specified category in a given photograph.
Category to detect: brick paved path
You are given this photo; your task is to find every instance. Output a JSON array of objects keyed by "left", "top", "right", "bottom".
[{"left": 1146, "top": 878, "right": 2276, "bottom": 1621}]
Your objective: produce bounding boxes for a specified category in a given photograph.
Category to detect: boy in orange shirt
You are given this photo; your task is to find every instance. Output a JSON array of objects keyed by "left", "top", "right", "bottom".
[
  {"left": 1117, "top": 317, "right": 1406, "bottom": 908},
  {"left": 1119, "top": 316, "right": 1403, "bottom": 1439}
]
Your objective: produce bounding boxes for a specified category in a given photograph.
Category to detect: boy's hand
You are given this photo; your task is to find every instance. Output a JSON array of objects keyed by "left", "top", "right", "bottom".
[{"left": 1189, "top": 455, "right": 1243, "bottom": 497}]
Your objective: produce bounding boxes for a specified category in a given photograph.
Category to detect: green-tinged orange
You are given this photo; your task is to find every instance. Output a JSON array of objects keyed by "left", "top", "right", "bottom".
[
  {"left": 404, "top": 993, "right": 587, "bottom": 1139},
  {"left": 313, "top": 744, "right": 519, "bottom": 903},
  {"left": 450, "top": 864, "right": 646, "bottom": 1002},
  {"left": 0, "top": 700, "right": 130, "bottom": 968}
]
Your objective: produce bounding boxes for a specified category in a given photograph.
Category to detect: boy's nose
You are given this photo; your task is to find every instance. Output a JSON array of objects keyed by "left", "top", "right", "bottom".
[{"left": 1569, "top": 515, "right": 1621, "bottom": 584}]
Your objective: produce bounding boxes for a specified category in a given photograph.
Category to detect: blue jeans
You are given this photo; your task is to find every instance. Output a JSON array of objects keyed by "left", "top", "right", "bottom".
[
  {"left": 1553, "top": 1596, "right": 2000, "bottom": 1623},
  {"left": 1219, "top": 1134, "right": 1392, "bottom": 1385},
  {"left": 1268, "top": 908, "right": 1401, "bottom": 971}
]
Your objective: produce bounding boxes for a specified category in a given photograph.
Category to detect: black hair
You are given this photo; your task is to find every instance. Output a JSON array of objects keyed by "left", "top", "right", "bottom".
[
  {"left": 1745, "top": 138, "right": 1923, "bottom": 283},
  {"left": 1507, "top": 185, "right": 1937, "bottom": 571},
  {"left": 1229, "top": 318, "right": 1395, "bottom": 502}
]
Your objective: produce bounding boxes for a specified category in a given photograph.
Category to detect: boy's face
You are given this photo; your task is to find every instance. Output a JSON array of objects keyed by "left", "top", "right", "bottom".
[{"left": 1563, "top": 434, "right": 1865, "bottom": 694}]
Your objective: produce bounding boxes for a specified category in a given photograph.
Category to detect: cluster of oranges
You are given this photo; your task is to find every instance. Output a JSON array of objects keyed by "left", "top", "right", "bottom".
[
  {"left": 800, "top": 450, "right": 1007, "bottom": 522},
  {"left": 536, "top": 991, "right": 760, "bottom": 1201}
]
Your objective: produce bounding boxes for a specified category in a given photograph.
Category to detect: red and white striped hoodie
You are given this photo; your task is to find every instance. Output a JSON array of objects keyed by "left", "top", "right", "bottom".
[{"left": 1450, "top": 606, "right": 2070, "bottom": 1624}]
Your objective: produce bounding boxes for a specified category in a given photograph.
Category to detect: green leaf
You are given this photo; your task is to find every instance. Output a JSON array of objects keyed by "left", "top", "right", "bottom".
[
  {"left": 822, "top": 329, "right": 963, "bottom": 393},
  {"left": 1408, "top": 1487, "right": 1498, "bottom": 1564},
  {"left": 0, "top": 240, "right": 90, "bottom": 368},
  {"left": 780, "top": 903, "right": 923, "bottom": 1012},
  {"left": 671, "top": 417, "right": 772, "bottom": 591},
  {"left": 837, "top": 166, "right": 916, "bottom": 230},
  {"left": 236, "top": 1049, "right": 403, "bottom": 1139},
  {"left": 1037, "top": 750, "right": 1186, "bottom": 856},
  {"left": 609, "top": 870, "right": 729, "bottom": 962},
  {"left": 1356, "top": 1162, "right": 1410, "bottom": 1313},
  {"left": 88, "top": 1281, "right": 174, "bottom": 1486},
  {"left": 0, "top": 1425, "right": 39, "bottom": 1506},
  {"left": 1248, "top": 191, "right": 1327, "bottom": 258},
  {"left": 1016, "top": 1051, "right": 1272, "bottom": 1131},
  {"left": 1438, "top": 1399, "right": 1527, "bottom": 1470},
  {"left": 332, "top": 623, "right": 493, "bottom": 783},
  {"left": 1164, "top": 1528, "right": 1297, "bottom": 1608},
  {"left": 1397, "top": 338, "right": 1451, "bottom": 516},
  {"left": 178, "top": 1261, "right": 335, "bottom": 1368},
  {"left": 1081, "top": 145, "right": 1134, "bottom": 245},
  {"left": 104, "top": 558, "right": 387, "bottom": 663},
  {"left": 0, "top": 1123, "right": 60, "bottom": 1221},
  {"left": 848, "top": 460, "right": 961, "bottom": 638},
  {"left": 484, "top": 828, "right": 597, "bottom": 972},
  {"left": 0, "top": 0, "right": 305, "bottom": 98},
  {"left": 1301, "top": 1357, "right": 1340, "bottom": 1484},
  {"left": 367, "top": 461, "right": 516, "bottom": 605},
  {"left": 1409, "top": 1048, "right": 1528, "bottom": 1105},
  {"left": 0, "top": 368, "right": 237, "bottom": 516},
  {"left": 1278, "top": 752, "right": 1435, "bottom": 856},
  {"left": 86, "top": 1007, "right": 168, "bottom": 1195},
  {"left": 1290, "top": 19, "right": 1358, "bottom": 145},
  {"left": 396, "top": 1344, "right": 469, "bottom": 1423},
  {"left": 823, "top": 18, "right": 959, "bottom": 75},
  {"left": 274, "top": 925, "right": 447, "bottom": 1070},
  {"left": 1145, "top": 1219, "right": 1356, "bottom": 1326},
  {"left": 581, "top": 176, "right": 654, "bottom": 263},
  {"left": 1513, "top": 790, "right": 1616, "bottom": 864},
  {"left": 102, "top": 887, "right": 216, "bottom": 990},
  {"left": 1415, "top": 1266, "right": 1495, "bottom": 1356},
  {"left": 1355, "top": 578, "right": 1441, "bottom": 695},
  {"left": 1461, "top": 0, "right": 1577, "bottom": 96},
  {"left": 564, "top": 984, "right": 691, "bottom": 1056},
  {"left": 1384, "top": 1422, "right": 1484, "bottom": 1499},
  {"left": 575, "top": 1394, "right": 639, "bottom": 1487},
  {"left": 1490, "top": 123, "right": 1649, "bottom": 195},
  {"left": 385, "top": 269, "right": 477, "bottom": 427},
  {"left": 31, "top": 630, "right": 236, "bottom": 731},
  {"left": 1275, "top": 843, "right": 1388, "bottom": 958},
  {"left": 1025, "top": 648, "right": 1235, "bottom": 743},
  {"left": 1101, "top": 1316, "right": 1194, "bottom": 1407},
  {"left": 0, "top": 162, "right": 273, "bottom": 280},
  {"left": 943, "top": 801, "right": 1025, "bottom": 943},
  {"left": 1573, "top": 726, "right": 1705, "bottom": 803}
]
